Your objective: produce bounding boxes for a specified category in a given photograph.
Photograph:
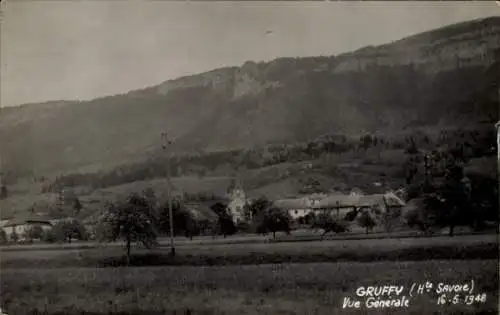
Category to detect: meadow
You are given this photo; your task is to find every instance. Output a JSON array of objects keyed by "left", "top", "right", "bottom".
[
  {"left": 1, "top": 234, "right": 497, "bottom": 268},
  {"left": 1, "top": 260, "right": 498, "bottom": 315},
  {"left": 1, "top": 231, "right": 498, "bottom": 314}
]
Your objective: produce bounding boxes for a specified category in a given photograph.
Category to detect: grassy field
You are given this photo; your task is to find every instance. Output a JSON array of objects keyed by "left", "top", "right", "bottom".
[
  {"left": 1, "top": 234, "right": 497, "bottom": 268},
  {"left": 1, "top": 234, "right": 498, "bottom": 314},
  {"left": 1, "top": 260, "right": 498, "bottom": 315},
  {"left": 1, "top": 225, "right": 491, "bottom": 252}
]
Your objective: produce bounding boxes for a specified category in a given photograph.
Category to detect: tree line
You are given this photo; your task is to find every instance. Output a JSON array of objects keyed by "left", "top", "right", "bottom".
[
  {"left": 401, "top": 129, "right": 498, "bottom": 236},
  {"left": 42, "top": 127, "right": 495, "bottom": 193}
]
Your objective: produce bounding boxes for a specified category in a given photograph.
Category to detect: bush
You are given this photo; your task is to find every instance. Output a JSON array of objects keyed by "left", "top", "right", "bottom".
[
  {"left": 311, "top": 212, "right": 350, "bottom": 238},
  {"left": 236, "top": 221, "right": 252, "bottom": 233},
  {"left": 9, "top": 229, "right": 19, "bottom": 243},
  {"left": 381, "top": 207, "right": 402, "bottom": 233},
  {"left": 357, "top": 211, "right": 377, "bottom": 234},
  {"left": 41, "top": 219, "right": 89, "bottom": 244}
]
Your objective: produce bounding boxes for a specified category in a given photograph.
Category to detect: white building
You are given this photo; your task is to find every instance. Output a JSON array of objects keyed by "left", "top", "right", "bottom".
[{"left": 226, "top": 183, "right": 248, "bottom": 223}]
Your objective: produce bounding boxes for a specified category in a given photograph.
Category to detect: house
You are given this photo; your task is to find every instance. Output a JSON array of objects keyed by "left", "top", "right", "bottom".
[{"left": 1, "top": 217, "right": 53, "bottom": 241}]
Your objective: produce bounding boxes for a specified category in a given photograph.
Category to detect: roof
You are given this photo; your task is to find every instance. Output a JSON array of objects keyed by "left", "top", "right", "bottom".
[
  {"left": 2, "top": 217, "right": 53, "bottom": 228},
  {"left": 313, "top": 194, "right": 361, "bottom": 209},
  {"left": 313, "top": 192, "right": 405, "bottom": 209},
  {"left": 183, "top": 203, "right": 218, "bottom": 222},
  {"left": 350, "top": 187, "right": 364, "bottom": 195},
  {"left": 273, "top": 198, "right": 309, "bottom": 210},
  {"left": 358, "top": 193, "right": 405, "bottom": 208}
]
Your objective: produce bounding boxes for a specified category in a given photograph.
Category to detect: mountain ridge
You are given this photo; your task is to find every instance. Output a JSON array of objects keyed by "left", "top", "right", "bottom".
[{"left": 1, "top": 16, "right": 499, "bottom": 179}]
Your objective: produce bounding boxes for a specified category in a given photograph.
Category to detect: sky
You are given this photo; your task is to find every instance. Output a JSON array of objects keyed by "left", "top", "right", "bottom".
[{"left": 1, "top": 1, "right": 499, "bottom": 107}]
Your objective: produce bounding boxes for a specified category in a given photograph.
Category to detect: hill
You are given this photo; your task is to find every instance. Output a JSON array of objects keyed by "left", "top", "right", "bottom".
[{"left": 1, "top": 16, "right": 499, "bottom": 181}]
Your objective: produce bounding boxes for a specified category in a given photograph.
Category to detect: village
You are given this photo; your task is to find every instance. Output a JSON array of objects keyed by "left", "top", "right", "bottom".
[{"left": 0, "top": 178, "right": 415, "bottom": 244}]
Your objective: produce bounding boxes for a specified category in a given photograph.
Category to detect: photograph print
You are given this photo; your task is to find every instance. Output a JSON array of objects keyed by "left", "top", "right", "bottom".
[{"left": 0, "top": 1, "right": 499, "bottom": 314}]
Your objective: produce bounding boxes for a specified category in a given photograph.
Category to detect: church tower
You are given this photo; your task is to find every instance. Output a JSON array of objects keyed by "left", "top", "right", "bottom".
[{"left": 226, "top": 176, "right": 247, "bottom": 223}]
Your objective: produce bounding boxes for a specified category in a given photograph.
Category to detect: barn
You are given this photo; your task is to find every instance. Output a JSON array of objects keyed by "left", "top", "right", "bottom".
[{"left": 312, "top": 191, "right": 406, "bottom": 219}]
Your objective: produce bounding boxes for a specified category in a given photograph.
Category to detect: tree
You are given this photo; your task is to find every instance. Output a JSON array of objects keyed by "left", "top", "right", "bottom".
[
  {"left": 210, "top": 202, "right": 237, "bottom": 238},
  {"left": 361, "top": 134, "right": 373, "bottom": 150},
  {"left": 255, "top": 207, "right": 292, "bottom": 240},
  {"left": 300, "top": 212, "right": 317, "bottom": 225},
  {"left": 343, "top": 208, "right": 360, "bottom": 222},
  {"left": 242, "top": 203, "right": 252, "bottom": 222},
  {"left": 0, "top": 185, "right": 7, "bottom": 199},
  {"left": 430, "top": 162, "right": 472, "bottom": 237},
  {"left": 51, "top": 219, "right": 88, "bottom": 243},
  {"left": 158, "top": 198, "right": 194, "bottom": 238},
  {"left": 142, "top": 188, "right": 160, "bottom": 229},
  {"left": 380, "top": 207, "right": 402, "bottom": 233},
  {"left": 94, "top": 221, "right": 112, "bottom": 243},
  {"left": 100, "top": 194, "right": 158, "bottom": 264},
  {"left": 467, "top": 173, "right": 498, "bottom": 230},
  {"left": 23, "top": 224, "right": 44, "bottom": 242},
  {"left": 248, "top": 196, "right": 272, "bottom": 218},
  {"left": 402, "top": 139, "right": 478, "bottom": 237},
  {"left": 405, "top": 136, "right": 419, "bottom": 155},
  {"left": 357, "top": 211, "right": 377, "bottom": 234},
  {"left": 403, "top": 175, "right": 473, "bottom": 237},
  {"left": 73, "top": 198, "right": 83, "bottom": 216},
  {"left": 311, "top": 212, "right": 349, "bottom": 238},
  {"left": 0, "top": 228, "right": 7, "bottom": 244},
  {"left": 10, "top": 228, "right": 19, "bottom": 243}
]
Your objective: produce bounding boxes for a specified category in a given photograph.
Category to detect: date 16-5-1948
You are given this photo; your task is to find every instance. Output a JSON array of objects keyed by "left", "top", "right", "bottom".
[{"left": 437, "top": 293, "right": 487, "bottom": 305}]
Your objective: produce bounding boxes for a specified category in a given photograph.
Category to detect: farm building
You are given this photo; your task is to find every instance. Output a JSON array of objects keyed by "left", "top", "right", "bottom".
[
  {"left": 1, "top": 217, "right": 52, "bottom": 241},
  {"left": 311, "top": 191, "right": 406, "bottom": 219},
  {"left": 273, "top": 193, "right": 327, "bottom": 219}
]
